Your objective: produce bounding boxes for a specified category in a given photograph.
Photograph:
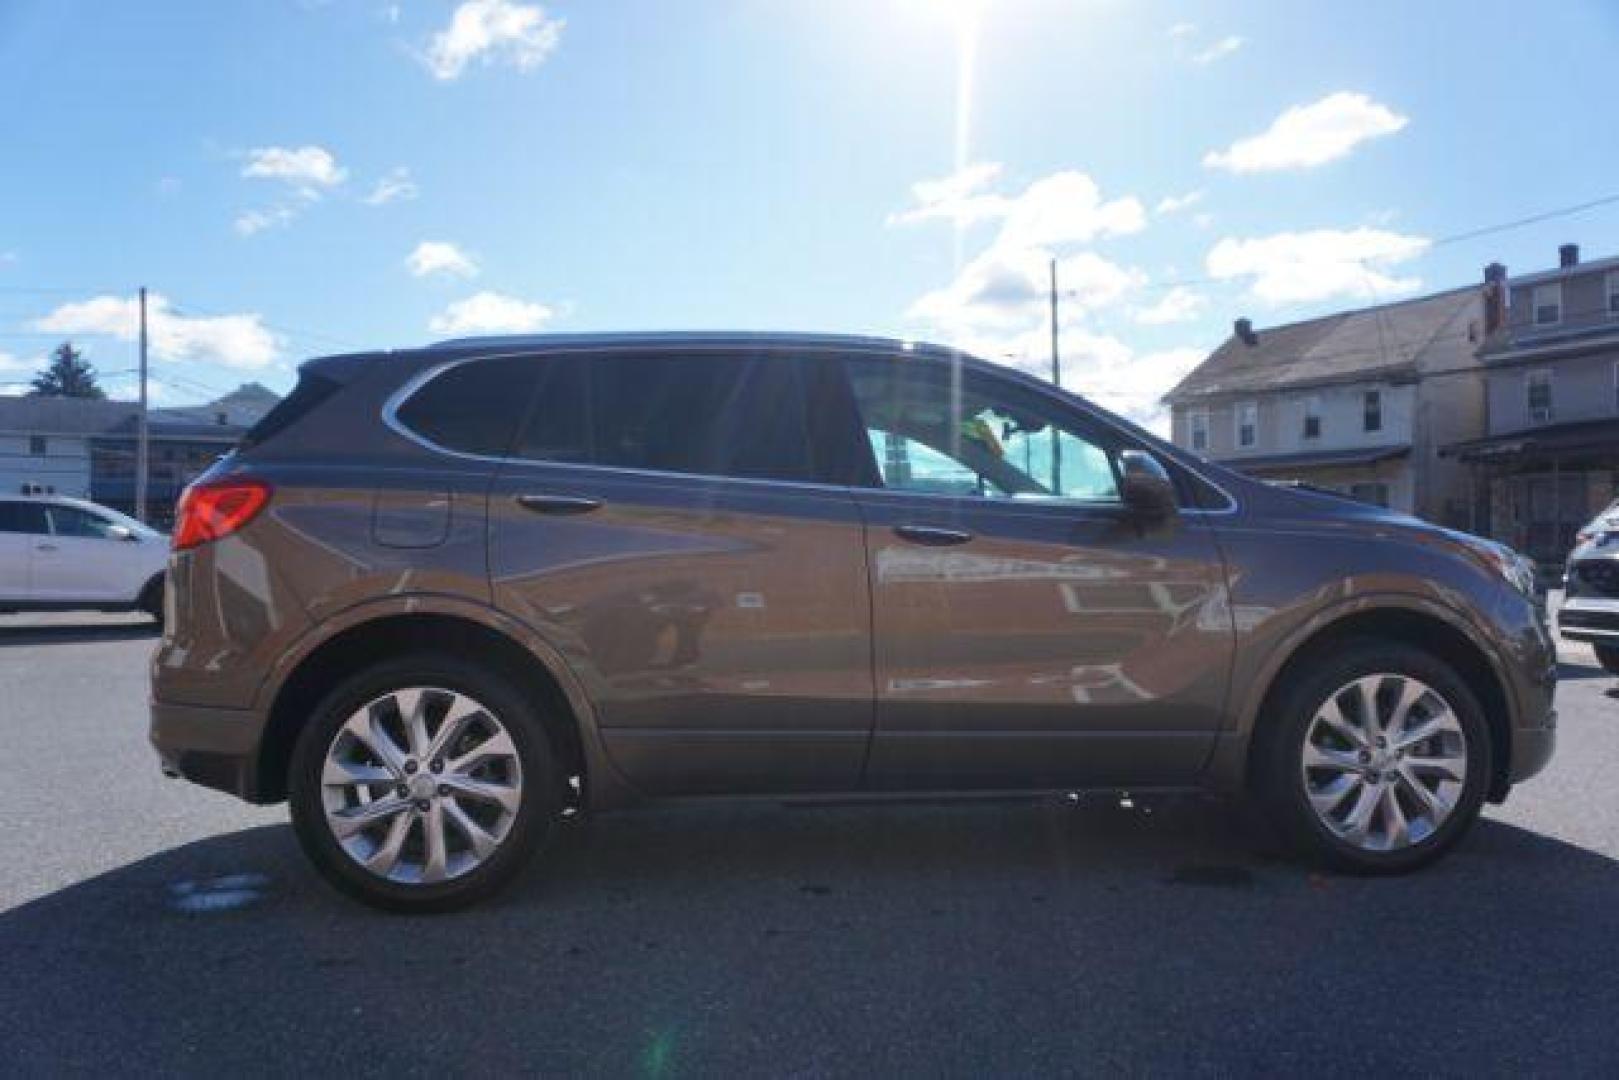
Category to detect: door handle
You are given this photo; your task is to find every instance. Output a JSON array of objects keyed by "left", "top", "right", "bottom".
[
  {"left": 893, "top": 524, "right": 973, "bottom": 547},
  {"left": 514, "top": 493, "right": 602, "bottom": 516},
  {"left": 34, "top": 543, "right": 58, "bottom": 552}
]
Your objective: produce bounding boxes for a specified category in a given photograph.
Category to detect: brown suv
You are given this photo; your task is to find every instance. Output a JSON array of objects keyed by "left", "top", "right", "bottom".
[{"left": 150, "top": 333, "right": 1557, "bottom": 911}]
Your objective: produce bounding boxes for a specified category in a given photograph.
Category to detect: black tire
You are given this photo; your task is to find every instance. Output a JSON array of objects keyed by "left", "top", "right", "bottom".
[
  {"left": 137, "top": 575, "right": 165, "bottom": 628},
  {"left": 288, "top": 654, "right": 563, "bottom": 913},
  {"left": 1595, "top": 644, "right": 1619, "bottom": 675},
  {"left": 1254, "top": 638, "right": 1492, "bottom": 875}
]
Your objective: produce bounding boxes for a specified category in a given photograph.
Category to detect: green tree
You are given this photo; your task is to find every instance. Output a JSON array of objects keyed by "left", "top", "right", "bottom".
[{"left": 29, "top": 342, "right": 106, "bottom": 399}]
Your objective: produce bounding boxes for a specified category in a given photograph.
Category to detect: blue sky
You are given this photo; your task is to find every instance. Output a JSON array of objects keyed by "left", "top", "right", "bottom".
[{"left": 2, "top": 0, "right": 1618, "bottom": 429}]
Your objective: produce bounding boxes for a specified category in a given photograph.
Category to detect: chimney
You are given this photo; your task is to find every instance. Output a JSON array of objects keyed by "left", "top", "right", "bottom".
[
  {"left": 1483, "top": 263, "right": 1507, "bottom": 336},
  {"left": 1560, "top": 243, "right": 1579, "bottom": 268},
  {"left": 1234, "top": 317, "right": 1258, "bottom": 346}
]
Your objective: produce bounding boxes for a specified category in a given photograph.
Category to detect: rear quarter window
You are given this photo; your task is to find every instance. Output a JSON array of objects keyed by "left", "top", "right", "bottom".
[{"left": 395, "top": 357, "right": 542, "bottom": 457}]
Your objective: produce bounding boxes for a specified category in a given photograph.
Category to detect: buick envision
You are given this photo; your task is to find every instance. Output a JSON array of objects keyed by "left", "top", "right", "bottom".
[{"left": 150, "top": 333, "right": 1557, "bottom": 911}]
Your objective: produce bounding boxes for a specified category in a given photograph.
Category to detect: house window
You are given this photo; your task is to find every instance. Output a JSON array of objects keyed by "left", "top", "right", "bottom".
[
  {"left": 1236, "top": 402, "right": 1257, "bottom": 448},
  {"left": 1533, "top": 284, "right": 1562, "bottom": 326},
  {"left": 1349, "top": 482, "right": 1390, "bottom": 508},
  {"left": 1527, "top": 370, "right": 1554, "bottom": 423},
  {"left": 1188, "top": 410, "right": 1209, "bottom": 452},
  {"left": 1302, "top": 397, "right": 1321, "bottom": 440},
  {"left": 1613, "top": 362, "right": 1619, "bottom": 412},
  {"left": 28, "top": 435, "right": 47, "bottom": 456},
  {"left": 1608, "top": 272, "right": 1619, "bottom": 317},
  {"left": 1363, "top": 390, "right": 1382, "bottom": 432}
]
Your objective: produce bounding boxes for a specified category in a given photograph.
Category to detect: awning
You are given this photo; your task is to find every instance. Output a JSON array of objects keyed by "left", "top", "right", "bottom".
[
  {"left": 1215, "top": 444, "right": 1410, "bottom": 474},
  {"left": 1444, "top": 418, "right": 1619, "bottom": 462}
]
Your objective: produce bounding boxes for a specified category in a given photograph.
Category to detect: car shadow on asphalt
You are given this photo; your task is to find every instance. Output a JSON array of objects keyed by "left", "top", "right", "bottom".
[
  {"left": 0, "top": 621, "right": 160, "bottom": 647},
  {"left": 3, "top": 797, "right": 1619, "bottom": 1073}
]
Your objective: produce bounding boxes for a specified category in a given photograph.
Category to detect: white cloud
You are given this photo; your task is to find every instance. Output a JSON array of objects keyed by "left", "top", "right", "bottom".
[
  {"left": 1167, "top": 22, "right": 1197, "bottom": 39},
  {"left": 428, "top": 291, "right": 554, "bottom": 335},
  {"left": 1206, "top": 227, "right": 1430, "bottom": 304},
  {"left": 241, "top": 145, "right": 348, "bottom": 192},
  {"left": 908, "top": 247, "right": 1145, "bottom": 335},
  {"left": 424, "top": 0, "right": 565, "bottom": 81},
  {"left": 364, "top": 167, "right": 419, "bottom": 206},
  {"left": 1154, "top": 190, "right": 1203, "bottom": 215},
  {"left": 234, "top": 206, "right": 297, "bottom": 236},
  {"left": 886, "top": 162, "right": 1009, "bottom": 228},
  {"left": 994, "top": 172, "right": 1146, "bottom": 250},
  {"left": 889, "top": 166, "right": 1144, "bottom": 249},
  {"left": 924, "top": 324, "right": 1201, "bottom": 434},
  {"left": 1192, "top": 34, "right": 1243, "bottom": 64},
  {"left": 1134, "top": 286, "right": 1207, "bottom": 325},
  {"left": 1203, "top": 92, "right": 1408, "bottom": 173},
  {"left": 33, "top": 294, "right": 280, "bottom": 370},
  {"left": 407, "top": 241, "right": 479, "bottom": 279}
]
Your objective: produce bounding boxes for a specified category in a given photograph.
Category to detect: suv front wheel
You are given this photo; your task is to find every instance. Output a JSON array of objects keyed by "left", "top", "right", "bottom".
[
  {"left": 1257, "top": 639, "right": 1491, "bottom": 874},
  {"left": 288, "top": 655, "right": 562, "bottom": 912}
]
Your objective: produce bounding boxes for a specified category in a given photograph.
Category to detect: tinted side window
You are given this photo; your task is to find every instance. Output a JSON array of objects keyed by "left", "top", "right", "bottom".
[
  {"left": 0, "top": 502, "right": 50, "bottom": 535},
  {"left": 396, "top": 357, "right": 542, "bottom": 457},
  {"left": 591, "top": 355, "right": 812, "bottom": 481},
  {"left": 512, "top": 354, "right": 814, "bottom": 483},
  {"left": 512, "top": 356, "right": 590, "bottom": 463},
  {"left": 49, "top": 507, "right": 123, "bottom": 539},
  {"left": 845, "top": 358, "right": 1122, "bottom": 503}
]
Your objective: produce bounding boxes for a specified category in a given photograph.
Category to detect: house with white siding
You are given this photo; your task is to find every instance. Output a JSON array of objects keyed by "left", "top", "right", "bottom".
[{"left": 1162, "top": 281, "right": 1493, "bottom": 527}]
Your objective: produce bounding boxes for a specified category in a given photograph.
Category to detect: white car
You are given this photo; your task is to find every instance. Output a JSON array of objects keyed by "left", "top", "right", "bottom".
[{"left": 0, "top": 495, "right": 168, "bottom": 623}]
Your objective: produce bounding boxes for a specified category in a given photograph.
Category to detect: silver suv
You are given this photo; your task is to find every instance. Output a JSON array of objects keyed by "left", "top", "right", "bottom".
[{"left": 150, "top": 333, "right": 1557, "bottom": 911}]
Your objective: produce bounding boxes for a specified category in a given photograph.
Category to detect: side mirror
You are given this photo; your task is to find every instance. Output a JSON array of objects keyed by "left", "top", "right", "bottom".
[
  {"left": 106, "top": 524, "right": 137, "bottom": 542},
  {"left": 1118, "top": 449, "right": 1178, "bottom": 518}
]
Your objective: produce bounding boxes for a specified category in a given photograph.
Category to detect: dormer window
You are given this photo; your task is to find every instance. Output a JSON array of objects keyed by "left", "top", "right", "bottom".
[{"left": 1533, "top": 284, "right": 1562, "bottom": 326}]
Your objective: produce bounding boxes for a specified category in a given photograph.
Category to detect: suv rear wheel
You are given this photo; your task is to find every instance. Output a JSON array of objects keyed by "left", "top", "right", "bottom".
[
  {"left": 288, "top": 655, "right": 562, "bottom": 912},
  {"left": 1256, "top": 639, "right": 1491, "bottom": 874}
]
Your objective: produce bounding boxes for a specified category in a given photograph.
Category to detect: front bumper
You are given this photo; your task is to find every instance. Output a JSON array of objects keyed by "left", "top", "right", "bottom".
[
  {"left": 1559, "top": 596, "right": 1619, "bottom": 644},
  {"left": 150, "top": 699, "right": 265, "bottom": 802},
  {"left": 1508, "top": 712, "right": 1557, "bottom": 785}
]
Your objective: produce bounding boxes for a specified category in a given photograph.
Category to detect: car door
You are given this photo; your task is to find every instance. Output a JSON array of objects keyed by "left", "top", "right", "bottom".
[
  {"left": 841, "top": 353, "right": 1234, "bottom": 790},
  {"left": 478, "top": 348, "right": 875, "bottom": 796},
  {"left": 0, "top": 500, "right": 48, "bottom": 602},
  {"left": 34, "top": 504, "right": 139, "bottom": 602}
]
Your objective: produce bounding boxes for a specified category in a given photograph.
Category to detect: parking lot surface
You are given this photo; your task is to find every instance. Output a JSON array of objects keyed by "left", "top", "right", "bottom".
[{"left": 2, "top": 611, "right": 1617, "bottom": 1075}]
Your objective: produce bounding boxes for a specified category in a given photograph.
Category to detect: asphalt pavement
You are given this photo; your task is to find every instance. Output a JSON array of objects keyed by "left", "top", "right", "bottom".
[{"left": 2, "top": 610, "right": 1618, "bottom": 1075}]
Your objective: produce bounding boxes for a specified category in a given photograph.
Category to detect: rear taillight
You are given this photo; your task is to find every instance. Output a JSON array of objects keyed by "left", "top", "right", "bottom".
[{"left": 173, "top": 478, "right": 272, "bottom": 551}]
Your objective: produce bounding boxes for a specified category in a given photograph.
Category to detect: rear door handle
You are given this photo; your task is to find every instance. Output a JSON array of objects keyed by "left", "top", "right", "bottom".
[
  {"left": 893, "top": 524, "right": 973, "bottom": 547},
  {"left": 515, "top": 493, "right": 602, "bottom": 516},
  {"left": 34, "top": 543, "right": 58, "bottom": 552}
]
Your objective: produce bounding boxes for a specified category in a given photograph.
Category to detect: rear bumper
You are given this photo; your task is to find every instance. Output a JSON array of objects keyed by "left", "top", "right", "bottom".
[{"left": 149, "top": 699, "right": 266, "bottom": 802}]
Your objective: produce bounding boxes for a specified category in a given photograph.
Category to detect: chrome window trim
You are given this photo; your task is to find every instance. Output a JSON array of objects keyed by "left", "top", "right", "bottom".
[{"left": 383, "top": 348, "right": 1241, "bottom": 516}]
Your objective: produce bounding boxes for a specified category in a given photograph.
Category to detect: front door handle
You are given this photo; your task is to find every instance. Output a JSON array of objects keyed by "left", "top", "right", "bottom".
[
  {"left": 35, "top": 543, "right": 58, "bottom": 552},
  {"left": 893, "top": 524, "right": 973, "bottom": 547},
  {"left": 514, "top": 493, "right": 602, "bottom": 516}
]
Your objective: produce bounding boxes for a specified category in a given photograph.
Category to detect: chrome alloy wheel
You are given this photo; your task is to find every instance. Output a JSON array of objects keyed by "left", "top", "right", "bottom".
[
  {"left": 320, "top": 687, "right": 524, "bottom": 884},
  {"left": 1300, "top": 673, "right": 1468, "bottom": 853}
]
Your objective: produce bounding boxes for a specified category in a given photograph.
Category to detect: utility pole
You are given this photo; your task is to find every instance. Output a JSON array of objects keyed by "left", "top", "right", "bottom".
[
  {"left": 135, "top": 286, "right": 149, "bottom": 523},
  {"left": 1049, "top": 257, "right": 1061, "bottom": 492},
  {"left": 1049, "top": 257, "right": 1060, "bottom": 388}
]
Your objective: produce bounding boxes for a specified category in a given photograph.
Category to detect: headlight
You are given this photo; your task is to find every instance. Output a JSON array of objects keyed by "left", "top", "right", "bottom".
[{"left": 1471, "top": 539, "right": 1538, "bottom": 597}]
